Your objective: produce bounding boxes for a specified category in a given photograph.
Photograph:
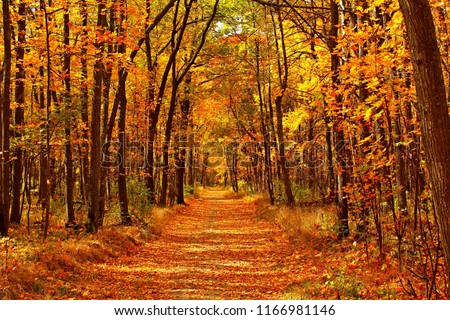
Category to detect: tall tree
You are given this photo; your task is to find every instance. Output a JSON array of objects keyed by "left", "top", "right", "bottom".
[
  {"left": 159, "top": 0, "right": 219, "bottom": 206},
  {"left": 42, "top": 0, "right": 53, "bottom": 241},
  {"left": 0, "top": 0, "right": 12, "bottom": 236},
  {"left": 159, "top": 0, "right": 193, "bottom": 207},
  {"left": 271, "top": 5, "right": 295, "bottom": 206},
  {"left": 104, "top": 0, "right": 178, "bottom": 205},
  {"left": 329, "top": 0, "right": 349, "bottom": 237},
  {"left": 79, "top": 0, "right": 90, "bottom": 206},
  {"left": 399, "top": 0, "right": 450, "bottom": 297},
  {"left": 144, "top": 0, "right": 157, "bottom": 204},
  {"left": 116, "top": 0, "right": 132, "bottom": 225},
  {"left": 175, "top": 72, "right": 192, "bottom": 205},
  {"left": 10, "top": 0, "right": 27, "bottom": 224},
  {"left": 63, "top": 2, "right": 75, "bottom": 224},
  {"left": 98, "top": 1, "right": 117, "bottom": 226},
  {"left": 255, "top": 23, "right": 275, "bottom": 205},
  {"left": 86, "top": 0, "right": 107, "bottom": 233}
]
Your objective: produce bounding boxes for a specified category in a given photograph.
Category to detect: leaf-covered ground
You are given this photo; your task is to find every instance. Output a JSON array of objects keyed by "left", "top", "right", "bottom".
[
  {"left": 72, "top": 190, "right": 294, "bottom": 299},
  {"left": 3, "top": 189, "right": 419, "bottom": 299}
]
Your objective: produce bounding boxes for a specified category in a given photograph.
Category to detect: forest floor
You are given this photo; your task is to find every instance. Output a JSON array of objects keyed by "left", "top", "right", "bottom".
[
  {"left": 2, "top": 189, "right": 412, "bottom": 299},
  {"left": 62, "top": 189, "right": 295, "bottom": 299}
]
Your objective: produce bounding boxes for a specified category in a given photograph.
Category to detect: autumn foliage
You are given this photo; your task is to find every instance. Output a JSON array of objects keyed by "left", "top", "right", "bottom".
[{"left": 0, "top": 0, "right": 449, "bottom": 299}]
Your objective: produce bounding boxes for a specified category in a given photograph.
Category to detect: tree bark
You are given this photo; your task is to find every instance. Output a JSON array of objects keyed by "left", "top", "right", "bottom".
[
  {"left": 399, "top": 0, "right": 450, "bottom": 297},
  {"left": 329, "top": 0, "right": 349, "bottom": 237},
  {"left": 256, "top": 38, "right": 275, "bottom": 205},
  {"left": 86, "top": 1, "right": 107, "bottom": 233},
  {"left": 63, "top": 4, "right": 75, "bottom": 224},
  {"left": 98, "top": 1, "right": 116, "bottom": 226},
  {"left": 79, "top": 0, "right": 89, "bottom": 206},
  {"left": 175, "top": 73, "right": 192, "bottom": 205},
  {"left": 0, "top": 0, "right": 12, "bottom": 236},
  {"left": 117, "top": 0, "right": 132, "bottom": 225},
  {"left": 10, "top": 0, "right": 26, "bottom": 225},
  {"left": 42, "top": 0, "right": 52, "bottom": 241},
  {"left": 144, "top": 0, "right": 157, "bottom": 204},
  {"left": 159, "top": 62, "right": 180, "bottom": 207},
  {"left": 271, "top": 6, "right": 295, "bottom": 206}
]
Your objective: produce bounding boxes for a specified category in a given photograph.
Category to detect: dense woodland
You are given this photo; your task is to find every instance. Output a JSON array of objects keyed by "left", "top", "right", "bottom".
[{"left": 1, "top": 0, "right": 450, "bottom": 299}]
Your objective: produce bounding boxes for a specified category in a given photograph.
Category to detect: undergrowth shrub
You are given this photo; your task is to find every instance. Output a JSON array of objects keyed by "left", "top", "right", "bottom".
[{"left": 253, "top": 194, "right": 335, "bottom": 242}]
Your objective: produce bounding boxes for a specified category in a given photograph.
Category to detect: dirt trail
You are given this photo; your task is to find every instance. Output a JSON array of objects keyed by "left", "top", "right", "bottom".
[{"left": 83, "top": 190, "right": 294, "bottom": 299}]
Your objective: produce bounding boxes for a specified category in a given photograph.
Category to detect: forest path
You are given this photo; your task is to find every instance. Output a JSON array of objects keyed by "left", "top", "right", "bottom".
[{"left": 84, "top": 189, "right": 295, "bottom": 299}]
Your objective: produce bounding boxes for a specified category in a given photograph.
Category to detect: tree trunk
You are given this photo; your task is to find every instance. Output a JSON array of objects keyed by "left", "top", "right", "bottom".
[
  {"left": 63, "top": 4, "right": 75, "bottom": 224},
  {"left": 255, "top": 35, "right": 275, "bottom": 205},
  {"left": 271, "top": 6, "right": 295, "bottom": 206},
  {"left": 175, "top": 73, "right": 192, "bottom": 205},
  {"left": 10, "top": 0, "right": 26, "bottom": 225},
  {"left": 329, "top": 0, "right": 349, "bottom": 237},
  {"left": 160, "top": 0, "right": 219, "bottom": 204},
  {"left": 0, "top": 0, "right": 12, "bottom": 236},
  {"left": 98, "top": 3, "right": 115, "bottom": 226},
  {"left": 399, "top": 0, "right": 450, "bottom": 297},
  {"left": 79, "top": 0, "right": 89, "bottom": 206},
  {"left": 42, "top": 0, "right": 52, "bottom": 241},
  {"left": 117, "top": 0, "right": 132, "bottom": 225},
  {"left": 144, "top": 0, "right": 157, "bottom": 204},
  {"left": 187, "top": 130, "right": 195, "bottom": 187},
  {"left": 159, "top": 72, "right": 179, "bottom": 207},
  {"left": 86, "top": 1, "right": 107, "bottom": 233}
]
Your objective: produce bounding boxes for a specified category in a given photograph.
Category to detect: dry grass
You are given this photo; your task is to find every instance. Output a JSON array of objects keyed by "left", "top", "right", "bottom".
[
  {"left": 139, "top": 206, "right": 175, "bottom": 239},
  {"left": 0, "top": 226, "right": 143, "bottom": 299},
  {"left": 271, "top": 205, "right": 333, "bottom": 241},
  {"left": 253, "top": 195, "right": 336, "bottom": 242},
  {"left": 0, "top": 203, "right": 177, "bottom": 299},
  {"left": 251, "top": 195, "right": 449, "bottom": 299}
]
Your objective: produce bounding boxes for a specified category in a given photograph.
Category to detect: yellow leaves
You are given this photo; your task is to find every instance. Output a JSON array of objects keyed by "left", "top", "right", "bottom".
[
  {"left": 0, "top": 237, "right": 11, "bottom": 245},
  {"left": 355, "top": 5, "right": 364, "bottom": 13},
  {"left": 284, "top": 108, "right": 311, "bottom": 131},
  {"left": 348, "top": 64, "right": 360, "bottom": 79},
  {"left": 389, "top": 9, "right": 404, "bottom": 28},
  {"left": 364, "top": 107, "right": 373, "bottom": 122},
  {"left": 372, "top": 0, "right": 387, "bottom": 7},
  {"left": 366, "top": 76, "right": 380, "bottom": 90}
]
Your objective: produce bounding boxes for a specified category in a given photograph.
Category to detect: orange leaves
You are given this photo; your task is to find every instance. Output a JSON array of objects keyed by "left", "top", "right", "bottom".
[
  {"left": 226, "top": 35, "right": 240, "bottom": 44},
  {"left": 347, "top": 263, "right": 357, "bottom": 271}
]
